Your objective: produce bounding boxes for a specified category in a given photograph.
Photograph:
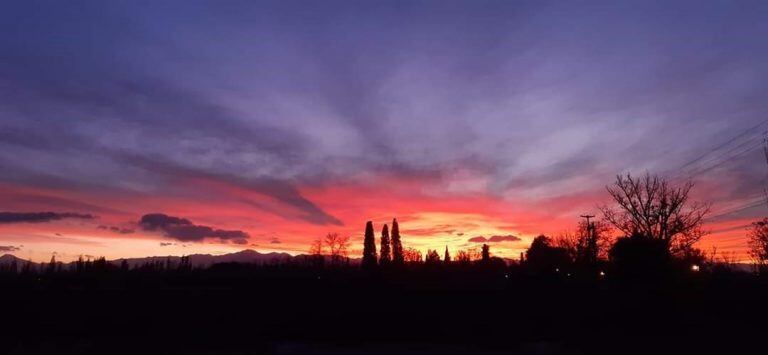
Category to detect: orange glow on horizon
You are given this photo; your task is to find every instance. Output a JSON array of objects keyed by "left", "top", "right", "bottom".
[{"left": 0, "top": 177, "right": 758, "bottom": 263}]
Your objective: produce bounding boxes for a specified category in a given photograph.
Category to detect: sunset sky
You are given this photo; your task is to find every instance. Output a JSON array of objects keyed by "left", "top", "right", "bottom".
[{"left": 1, "top": 1, "right": 768, "bottom": 262}]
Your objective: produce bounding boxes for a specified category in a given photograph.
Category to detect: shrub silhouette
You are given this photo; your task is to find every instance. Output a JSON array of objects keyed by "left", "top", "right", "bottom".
[
  {"left": 609, "top": 233, "right": 671, "bottom": 277},
  {"left": 525, "top": 235, "right": 570, "bottom": 273},
  {"left": 425, "top": 249, "right": 441, "bottom": 265}
]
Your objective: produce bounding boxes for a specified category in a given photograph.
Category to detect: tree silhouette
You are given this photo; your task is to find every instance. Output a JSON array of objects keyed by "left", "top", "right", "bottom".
[
  {"left": 444, "top": 246, "right": 451, "bottom": 264},
  {"left": 425, "top": 249, "right": 441, "bottom": 265},
  {"left": 178, "top": 255, "right": 191, "bottom": 271},
  {"left": 309, "top": 237, "right": 323, "bottom": 255},
  {"left": 8, "top": 258, "right": 17, "bottom": 274},
  {"left": 46, "top": 254, "right": 57, "bottom": 274},
  {"left": 391, "top": 218, "right": 404, "bottom": 265},
  {"left": 21, "top": 259, "right": 34, "bottom": 274},
  {"left": 481, "top": 244, "right": 490, "bottom": 262},
  {"left": 93, "top": 256, "right": 108, "bottom": 271},
  {"left": 403, "top": 247, "right": 422, "bottom": 263},
  {"left": 362, "top": 221, "right": 377, "bottom": 269},
  {"left": 308, "top": 236, "right": 325, "bottom": 267},
  {"left": 609, "top": 232, "right": 670, "bottom": 277},
  {"left": 748, "top": 218, "right": 768, "bottom": 272},
  {"left": 379, "top": 224, "right": 391, "bottom": 266},
  {"left": 454, "top": 249, "right": 479, "bottom": 264},
  {"left": 525, "top": 235, "right": 570, "bottom": 272},
  {"left": 75, "top": 255, "right": 85, "bottom": 273},
  {"left": 325, "top": 233, "right": 351, "bottom": 266},
  {"left": 557, "top": 220, "right": 613, "bottom": 266},
  {"left": 599, "top": 172, "right": 710, "bottom": 254}
]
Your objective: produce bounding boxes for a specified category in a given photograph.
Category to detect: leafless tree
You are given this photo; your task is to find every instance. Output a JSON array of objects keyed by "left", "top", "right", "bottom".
[
  {"left": 403, "top": 247, "right": 423, "bottom": 263},
  {"left": 324, "top": 233, "right": 350, "bottom": 265},
  {"left": 454, "top": 248, "right": 481, "bottom": 264},
  {"left": 599, "top": 172, "right": 710, "bottom": 254},
  {"left": 718, "top": 251, "right": 740, "bottom": 268},
  {"left": 747, "top": 218, "right": 768, "bottom": 271},
  {"left": 555, "top": 232, "right": 578, "bottom": 261},
  {"left": 556, "top": 220, "right": 613, "bottom": 264},
  {"left": 306, "top": 236, "right": 325, "bottom": 267},
  {"left": 309, "top": 236, "right": 324, "bottom": 255}
]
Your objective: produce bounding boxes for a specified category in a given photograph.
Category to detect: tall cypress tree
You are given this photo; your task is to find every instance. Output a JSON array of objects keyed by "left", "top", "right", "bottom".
[
  {"left": 481, "top": 244, "right": 490, "bottom": 262},
  {"left": 444, "top": 246, "right": 451, "bottom": 264},
  {"left": 391, "top": 218, "right": 404, "bottom": 265},
  {"left": 362, "top": 221, "right": 377, "bottom": 269},
  {"left": 379, "top": 224, "right": 391, "bottom": 266}
]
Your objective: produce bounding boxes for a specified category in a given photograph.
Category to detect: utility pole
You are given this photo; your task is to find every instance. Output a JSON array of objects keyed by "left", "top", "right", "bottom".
[
  {"left": 763, "top": 131, "right": 768, "bottom": 166},
  {"left": 580, "top": 214, "right": 596, "bottom": 242},
  {"left": 580, "top": 214, "right": 595, "bottom": 226},
  {"left": 579, "top": 214, "right": 597, "bottom": 265}
]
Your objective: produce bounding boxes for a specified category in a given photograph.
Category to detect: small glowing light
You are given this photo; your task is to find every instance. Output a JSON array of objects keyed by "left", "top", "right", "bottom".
[
  {"left": 691, "top": 264, "right": 700, "bottom": 272},
  {"left": 599, "top": 271, "right": 606, "bottom": 277},
  {"left": 555, "top": 268, "right": 560, "bottom": 272},
  {"left": 504, "top": 274, "right": 509, "bottom": 279}
]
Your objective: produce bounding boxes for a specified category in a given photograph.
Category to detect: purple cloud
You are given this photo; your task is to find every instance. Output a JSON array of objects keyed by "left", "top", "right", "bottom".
[
  {"left": 0, "top": 0, "right": 766, "bottom": 238},
  {"left": 0, "top": 212, "right": 95, "bottom": 224},
  {"left": 140, "top": 213, "right": 249, "bottom": 244},
  {"left": 468, "top": 235, "right": 521, "bottom": 243},
  {"left": 0, "top": 245, "right": 21, "bottom": 252}
]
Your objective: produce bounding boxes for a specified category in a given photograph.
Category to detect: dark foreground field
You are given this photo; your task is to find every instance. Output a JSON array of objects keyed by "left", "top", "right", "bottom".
[{"left": 1, "top": 265, "right": 766, "bottom": 355}]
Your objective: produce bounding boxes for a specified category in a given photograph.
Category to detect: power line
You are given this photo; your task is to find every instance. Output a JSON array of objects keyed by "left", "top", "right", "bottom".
[
  {"left": 683, "top": 135, "right": 762, "bottom": 173},
  {"left": 679, "top": 139, "right": 763, "bottom": 178},
  {"left": 678, "top": 119, "right": 768, "bottom": 171},
  {"left": 665, "top": 122, "right": 768, "bottom": 224},
  {"left": 705, "top": 196, "right": 766, "bottom": 221}
]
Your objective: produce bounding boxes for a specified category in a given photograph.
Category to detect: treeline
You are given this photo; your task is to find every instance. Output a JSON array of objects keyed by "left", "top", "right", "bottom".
[
  {"left": 360, "top": 218, "right": 502, "bottom": 269},
  {"left": 2, "top": 172, "right": 765, "bottom": 283},
  {"left": 0, "top": 255, "right": 193, "bottom": 275}
]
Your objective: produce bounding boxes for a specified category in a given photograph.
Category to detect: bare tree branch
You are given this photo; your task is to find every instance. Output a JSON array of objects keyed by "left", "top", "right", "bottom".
[{"left": 599, "top": 172, "right": 710, "bottom": 254}]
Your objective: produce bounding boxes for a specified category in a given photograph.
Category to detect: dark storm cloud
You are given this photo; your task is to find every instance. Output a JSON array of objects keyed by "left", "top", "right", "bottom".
[
  {"left": 139, "top": 213, "right": 249, "bottom": 244},
  {"left": 0, "top": 245, "right": 21, "bottom": 252},
  {"left": 0, "top": 212, "right": 95, "bottom": 224},
  {"left": 0, "top": 0, "right": 767, "bottom": 221}
]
